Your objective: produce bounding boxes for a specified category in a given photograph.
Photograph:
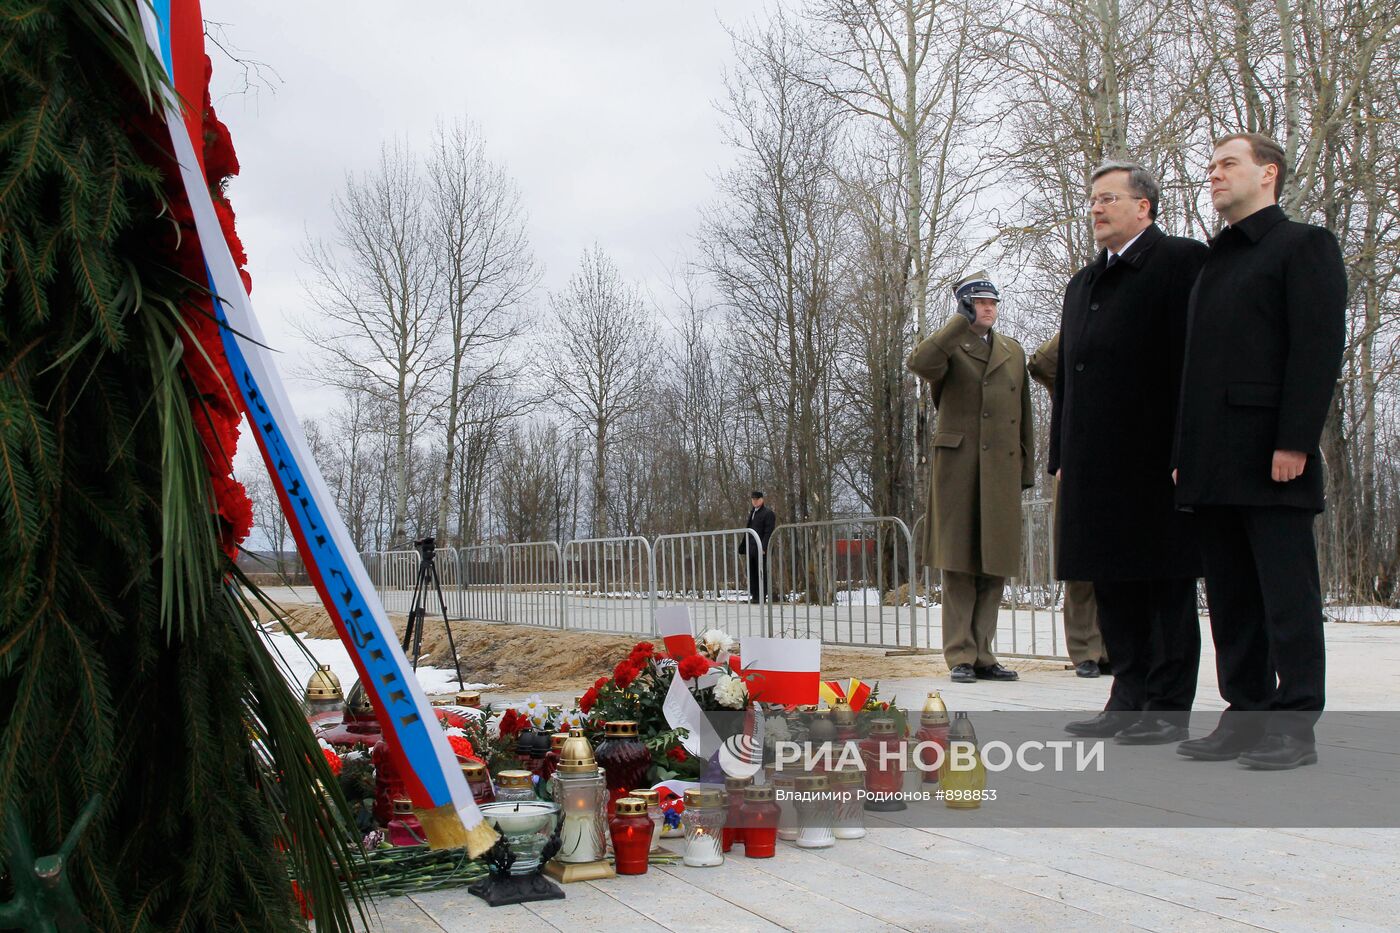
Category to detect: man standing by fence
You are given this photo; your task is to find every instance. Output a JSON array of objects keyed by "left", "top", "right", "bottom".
[
  {"left": 1029, "top": 333, "right": 1109, "bottom": 679},
  {"left": 907, "top": 271, "right": 1034, "bottom": 684},
  {"left": 1173, "top": 134, "right": 1347, "bottom": 770},
  {"left": 739, "top": 491, "right": 776, "bottom": 604}
]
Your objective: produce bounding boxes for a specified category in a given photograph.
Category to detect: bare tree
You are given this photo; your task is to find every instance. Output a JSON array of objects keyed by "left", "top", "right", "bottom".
[
  {"left": 425, "top": 120, "right": 539, "bottom": 543},
  {"left": 538, "top": 247, "right": 658, "bottom": 537},
  {"left": 300, "top": 142, "right": 444, "bottom": 546}
]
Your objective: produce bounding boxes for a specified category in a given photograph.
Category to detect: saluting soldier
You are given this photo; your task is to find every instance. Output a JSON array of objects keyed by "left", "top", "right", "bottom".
[
  {"left": 907, "top": 272, "right": 1035, "bottom": 684},
  {"left": 1028, "top": 333, "right": 1109, "bottom": 679}
]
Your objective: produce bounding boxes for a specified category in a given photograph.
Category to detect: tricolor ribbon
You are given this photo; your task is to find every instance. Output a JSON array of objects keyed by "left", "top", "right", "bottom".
[{"left": 136, "top": 0, "right": 492, "bottom": 854}]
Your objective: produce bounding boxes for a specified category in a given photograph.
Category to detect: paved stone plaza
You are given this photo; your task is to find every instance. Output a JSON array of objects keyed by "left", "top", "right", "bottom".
[{"left": 271, "top": 591, "right": 1400, "bottom": 932}]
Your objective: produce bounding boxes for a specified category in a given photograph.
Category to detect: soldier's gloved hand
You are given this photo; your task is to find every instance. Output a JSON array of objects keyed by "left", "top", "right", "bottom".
[{"left": 956, "top": 295, "right": 977, "bottom": 324}]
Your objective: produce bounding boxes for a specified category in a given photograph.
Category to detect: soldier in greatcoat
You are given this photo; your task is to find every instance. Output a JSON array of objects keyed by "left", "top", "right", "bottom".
[{"left": 907, "top": 272, "right": 1035, "bottom": 683}]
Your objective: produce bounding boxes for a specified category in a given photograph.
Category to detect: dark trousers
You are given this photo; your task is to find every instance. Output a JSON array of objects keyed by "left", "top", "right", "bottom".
[
  {"left": 1092, "top": 577, "right": 1200, "bottom": 725},
  {"left": 746, "top": 548, "right": 769, "bottom": 603},
  {"left": 1194, "top": 506, "right": 1325, "bottom": 742}
]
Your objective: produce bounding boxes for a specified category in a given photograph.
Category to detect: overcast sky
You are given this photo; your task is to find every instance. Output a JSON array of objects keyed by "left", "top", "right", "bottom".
[{"left": 205, "top": 0, "right": 773, "bottom": 437}]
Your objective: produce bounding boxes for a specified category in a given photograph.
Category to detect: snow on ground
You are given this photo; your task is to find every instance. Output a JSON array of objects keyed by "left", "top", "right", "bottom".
[
  {"left": 1327, "top": 604, "right": 1400, "bottom": 625},
  {"left": 835, "top": 587, "right": 884, "bottom": 606},
  {"left": 260, "top": 628, "right": 499, "bottom": 698}
]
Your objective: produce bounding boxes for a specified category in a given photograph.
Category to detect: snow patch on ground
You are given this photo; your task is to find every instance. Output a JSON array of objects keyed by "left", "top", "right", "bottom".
[
  {"left": 836, "top": 588, "right": 884, "bottom": 606},
  {"left": 1326, "top": 605, "right": 1400, "bottom": 625},
  {"left": 260, "top": 628, "right": 500, "bottom": 698}
]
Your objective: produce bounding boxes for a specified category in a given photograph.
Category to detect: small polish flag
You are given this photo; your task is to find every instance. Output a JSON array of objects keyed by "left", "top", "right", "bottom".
[
  {"left": 655, "top": 606, "right": 697, "bottom": 658},
  {"left": 739, "top": 637, "right": 821, "bottom": 706}
]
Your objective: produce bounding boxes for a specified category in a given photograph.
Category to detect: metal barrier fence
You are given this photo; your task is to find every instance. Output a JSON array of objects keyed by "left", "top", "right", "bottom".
[
  {"left": 356, "top": 501, "right": 1072, "bottom": 660},
  {"left": 505, "top": 541, "right": 564, "bottom": 629},
  {"left": 362, "top": 547, "right": 465, "bottom": 617},
  {"left": 560, "top": 536, "right": 656, "bottom": 635},
  {"left": 654, "top": 528, "right": 769, "bottom": 639},
  {"left": 767, "top": 517, "right": 919, "bottom": 650},
  {"left": 912, "top": 498, "right": 1066, "bottom": 659},
  {"left": 459, "top": 544, "right": 507, "bottom": 624}
]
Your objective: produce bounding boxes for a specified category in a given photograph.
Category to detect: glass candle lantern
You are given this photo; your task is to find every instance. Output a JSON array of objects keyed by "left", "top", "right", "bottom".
[
  {"left": 793, "top": 774, "right": 836, "bottom": 849},
  {"left": 494, "top": 769, "right": 536, "bottom": 804},
  {"left": 477, "top": 800, "right": 560, "bottom": 876},
  {"left": 517, "top": 730, "right": 553, "bottom": 781},
  {"left": 831, "top": 767, "right": 867, "bottom": 839},
  {"left": 941, "top": 712, "right": 986, "bottom": 809},
  {"left": 738, "top": 785, "right": 780, "bottom": 858},
  {"left": 769, "top": 768, "right": 800, "bottom": 840},
  {"left": 681, "top": 787, "right": 727, "bottom": 867},
  {"left": 915, "top": 691, "right": 950, "bottom": 785},
  {"left": 831, "top": 698, "right": 858, "bottom": 742},
  {"left": 594, "top": 721, "right": 649, "bottom": 817},
  {"left": 551, "top": 730, "right": 609, "bottom": 864},
  {"left": 631, "top": 787, "right": 664, "bottom": 851},
  {"left": 542, "top": 732, "right": 569, "bottom": 784},
  {"left": 609, "top": 797, "right": 652, "bottom": 875},
  {"left": 454, "top": 690, "right": 481, "bottom": 709},
  {"left": 462, "top": 760, "right": 495, "bottom": 805},
  {"left": 386, "top": 797, "right": 425, "bottom": 847},
  {"left": 859, "top": 717, "right": 908, "bottom": 811},
  {"left": 722, "top": 776, "right": 752, "bottom": 852}
]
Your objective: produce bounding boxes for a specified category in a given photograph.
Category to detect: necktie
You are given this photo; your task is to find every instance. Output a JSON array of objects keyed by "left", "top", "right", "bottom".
[{"left": 1106, "top": 253, "right": 1118, "bottom": 268}]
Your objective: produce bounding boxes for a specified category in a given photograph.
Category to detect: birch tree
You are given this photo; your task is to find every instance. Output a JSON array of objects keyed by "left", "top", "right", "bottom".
[{"left": 300, "top": 142, "right": 443, "bottom": 546}]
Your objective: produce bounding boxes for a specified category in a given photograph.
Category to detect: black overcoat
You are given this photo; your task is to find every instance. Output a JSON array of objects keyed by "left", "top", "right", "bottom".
[
  {"left": 742, "top": 505, "right": 776, "bottom": 551},
  {"left": 1050, "top": 224, "right": 1206, "bottom": 581},
  {"left": 1173, "top": 205, "right": 1347, "bottom": 513}
]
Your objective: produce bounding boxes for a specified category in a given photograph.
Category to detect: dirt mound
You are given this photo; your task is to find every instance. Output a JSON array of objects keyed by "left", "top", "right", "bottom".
[{"left": 263, "top": 598, "right": 1057, "bottom": 695}]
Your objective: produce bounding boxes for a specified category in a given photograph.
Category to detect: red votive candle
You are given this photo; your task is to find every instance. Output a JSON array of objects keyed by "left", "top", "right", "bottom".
[
  {"left": 610, "top": 797, "right": 652, "bottom": 875},
  {"left": 738, "top": 785, "right": 780, "bottom": 858},
  {"left": 723, "top": 775, "right": 752, "bottom": 852}
]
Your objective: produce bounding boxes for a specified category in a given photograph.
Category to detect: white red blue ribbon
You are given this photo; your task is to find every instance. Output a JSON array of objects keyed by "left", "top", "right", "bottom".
[{"left": 137, "top": 0, "right": 482, "bottom": 838}]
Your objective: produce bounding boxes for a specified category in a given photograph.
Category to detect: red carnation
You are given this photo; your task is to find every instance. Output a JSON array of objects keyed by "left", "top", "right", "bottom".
[
  {"left": 321, "top": 747, "right": 343, "bottom": 776},
  {"left": 678, "top": 655, "right": 711, "bottom": 682},
  {"left": 613, "top": 659, "right": 642, "bottom": 689},
  {"left": 629, "top": 641, "right": 655, "bottom": 660},
  {"left": 666, "top": 745, "right": 688, "bottom": 762},
  {"left": 579, "top": 687, "right": 598, "bottom": 713},
  {"left": 594, "top": 676, "right": 608, "bottom": 690},
  {"left": 498, "top": 709, "right": 528, "bottom": 736},
  {"left": 447, "top": 735, "right": 475, "bottom": 761}
]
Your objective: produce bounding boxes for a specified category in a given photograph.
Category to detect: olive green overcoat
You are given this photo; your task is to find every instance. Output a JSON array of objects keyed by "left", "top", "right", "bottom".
[{"left": 908, "top": 315, "right": 1035, "bottom": 578}]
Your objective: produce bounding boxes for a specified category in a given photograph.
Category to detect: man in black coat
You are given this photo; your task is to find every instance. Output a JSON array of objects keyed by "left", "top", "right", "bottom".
[
  {"left": 1173, "top": 134, "right": 1347, "bottom": 770},
  {"left": 1051, "top": 161, "right": 1207, "bottom": 745},
  {"left": 739, "top": 491, "right": 776, "bottom": 604}
]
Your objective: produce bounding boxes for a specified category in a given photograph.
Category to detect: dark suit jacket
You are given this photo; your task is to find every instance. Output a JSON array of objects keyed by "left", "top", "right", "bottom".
[
  {"left": 1051, "top": 224, "right": 1206, "bottom": 581},
  {"left": 1173, "top": 205, "right": 1347, "bottom": 512}
]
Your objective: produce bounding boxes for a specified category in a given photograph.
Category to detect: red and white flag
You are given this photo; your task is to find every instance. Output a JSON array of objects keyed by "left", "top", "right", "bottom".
[
  {"left": 739, "top": 637, "right": 821, "bottom": 706},
  {"left": 656, "top": 606, "right": 697, "bottom": 658}
]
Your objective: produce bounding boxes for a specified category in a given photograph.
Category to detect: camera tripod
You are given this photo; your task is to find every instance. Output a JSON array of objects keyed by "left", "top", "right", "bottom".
[{"left": 401, "top": 536, "right": 465, "bottom": 691}]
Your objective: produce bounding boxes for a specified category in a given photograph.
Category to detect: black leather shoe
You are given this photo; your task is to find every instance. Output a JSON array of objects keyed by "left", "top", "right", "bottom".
[
  {"left": 950, "top": 664, "right": 976, "bottom": 683},
  {"left": 1064, "top": 711, "right": 1135, "bottom": 737},
  {"left": 973, "top": 663, "right": 1019, "bottom": 681},
  {"left": 1176, "top": 727, "right": 1257, "bottom": 761},
  {"left": 1114, "top": 717, "right": 1188, "bottom": 745},
  {"left": 1075, "top": 660, "right": 1100, "bottom": 678},
  {"left": 1238, "top": 734, "right": 1318, "bottom": 771}
]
